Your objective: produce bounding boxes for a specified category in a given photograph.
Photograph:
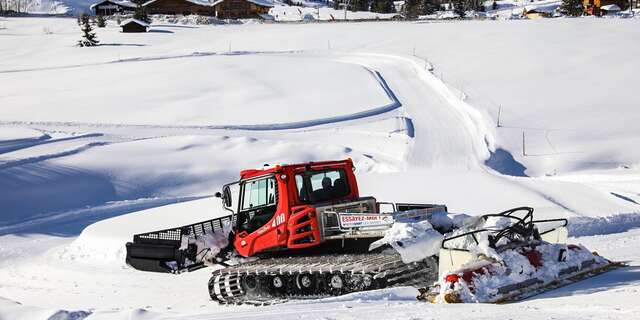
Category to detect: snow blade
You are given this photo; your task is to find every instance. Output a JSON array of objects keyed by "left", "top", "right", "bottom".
[{"left": 126, "top": 215, "right": 234, "bottom": 273}]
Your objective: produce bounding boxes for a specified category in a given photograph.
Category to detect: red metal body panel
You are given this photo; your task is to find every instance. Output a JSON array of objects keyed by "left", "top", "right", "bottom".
[{"left": 233, "top": 159, "right": 359, "bottom": 257}]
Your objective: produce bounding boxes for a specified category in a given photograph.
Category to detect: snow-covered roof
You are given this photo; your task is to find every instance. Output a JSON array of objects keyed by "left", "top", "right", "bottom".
[
  {"left": 601, "top": 4, "right": 621, "bottom": 11},
  {"left": 210, "top": 0, "right": 274, "bottom": 6},
  {"left": 90, "top": 0, "right": 137, "bottom": 10},
  {"left": 245, "top": 0, "right": 274, "bottom": 7},
  {"left": 142, "top": 0, "right": 273, "bottom": 7},
  {"left": 524, "top": 3, "right": 559, "bottom": 13},
  {"left": 143, "top": 0, "right": 215, "bottom": 7},
  {"left": 120, "top": 18, "right": 150, "bottom": 27}
]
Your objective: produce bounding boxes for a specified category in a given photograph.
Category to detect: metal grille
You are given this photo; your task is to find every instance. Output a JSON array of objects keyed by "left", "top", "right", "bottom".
[{"left": 133, "top": 215, "right": 233, "bottom": 245}]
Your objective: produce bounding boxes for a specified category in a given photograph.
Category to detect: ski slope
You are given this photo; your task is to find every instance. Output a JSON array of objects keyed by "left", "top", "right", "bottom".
[{"left": 0, "top": 17, "right": 639, "bottom": 320}]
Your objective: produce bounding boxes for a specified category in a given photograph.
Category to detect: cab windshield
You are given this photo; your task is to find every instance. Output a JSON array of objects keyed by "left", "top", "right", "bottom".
[{"left": 295, "top": 169, "right": 350, "bottom": 204}]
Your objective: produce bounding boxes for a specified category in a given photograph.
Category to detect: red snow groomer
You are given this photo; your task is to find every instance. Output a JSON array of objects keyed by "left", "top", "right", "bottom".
[{"left": 125, "top": 159, "right": 623, "bottom": 304}]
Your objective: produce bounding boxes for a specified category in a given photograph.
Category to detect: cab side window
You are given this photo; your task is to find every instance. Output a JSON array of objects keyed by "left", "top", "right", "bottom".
[
  {"left": 239, "top": 177, "right": 277, "bottom": 233},
  {"left": 242, "top": 178, "right": 276, "bottom": 209}
]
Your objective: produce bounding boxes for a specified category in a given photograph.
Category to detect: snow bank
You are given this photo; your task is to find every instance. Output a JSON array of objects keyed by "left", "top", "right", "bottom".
[
  {"left": 370, "top": 218, "right": 443, "bottom": 263},
  {"left": 0, "top": 127, "right": 46, "bottom": 143},
  {"left": 369, "top": 210, "right": 462, "bottom": 263},
  {"left": 0, "top": 55, "right": 391, "bottom": 126},
  {"left": 568, "top": 212, "right": 640, "bottom": 237},
  {"left": 0, "top": 296, "right": 91, "bottom": 320},
  {"left": 56, "top": 197, "right": 220, "bottom": 266}
]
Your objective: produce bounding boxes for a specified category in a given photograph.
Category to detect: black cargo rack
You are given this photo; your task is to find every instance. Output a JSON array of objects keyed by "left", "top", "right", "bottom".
[
  {"left": 133, "top": 214, "right": 234, "bottom": 246},
  {"left": 126, "top": 214, "right": 234, "bottom": 273}
]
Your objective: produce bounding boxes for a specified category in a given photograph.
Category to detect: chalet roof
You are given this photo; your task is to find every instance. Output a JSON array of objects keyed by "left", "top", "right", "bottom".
[
  {"left": 524, "top": 3, "right": 558, "bottom": 13},
  {"left": 90, "top": 0, "right": 137, "bottom": 10},
  {"left": 143, "top": 0, "right": 216, "bottom": 6},
  {"left": 211, "top": 0, "right": 274, "bottom": 7},
  {"left": 242, "top": 0, "right": 274, "bottom": 7},
  {"left": 141, "top": 0, "right": 274, "bottom": 8},
  {"left": 120, "top": 18, "right": 150, "bottom": 27}
]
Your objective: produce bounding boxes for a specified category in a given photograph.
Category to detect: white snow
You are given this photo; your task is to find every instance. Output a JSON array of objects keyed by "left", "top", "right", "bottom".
[
  {"left": 120, "top": 19, "right": 151, "bottom": 27},
  {"left": 370, "top": 218, "right": 444, "bottom": 263},
  {"left": 0, "top": 16, "right": 639, "bottom": 320}
]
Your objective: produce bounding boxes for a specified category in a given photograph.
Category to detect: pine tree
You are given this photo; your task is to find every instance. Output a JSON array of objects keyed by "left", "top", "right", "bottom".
[
  {"left": 96, "top": 14, "right": 106, "bottom": 27},
  {"left": 133, "top": 4, "right": 151, "bottom": 23},
  {"left": 560, "top": 0, "right": 583, "bottom": 16},
  {"left": 471, "top": 0, "right": 484, "bottom": 12},
  {"left": 333, "top": 0, "right": 340, "bottom": 10},
  {"left": 421, "top": 0, "right": 438, "bottom": 14},
  {"left": 373, "top": 0, "right": 395, "bottom": 12},
  {"left": 403, "top": 0, "right": 421, "bottom": 18},
  {"left": 453, "top": 0, "right": 466, "bottom": 17},
  {"left": 351, "top": 0, "right": 368, "bottom": 11},
  {"left": 77, "top": 14, "right": 99, "bottom": 47}
]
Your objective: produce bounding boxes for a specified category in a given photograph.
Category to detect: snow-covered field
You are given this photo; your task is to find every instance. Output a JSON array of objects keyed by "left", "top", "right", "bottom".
[{"left": 0, "top": 17, "right": 639, "bottom": 319}]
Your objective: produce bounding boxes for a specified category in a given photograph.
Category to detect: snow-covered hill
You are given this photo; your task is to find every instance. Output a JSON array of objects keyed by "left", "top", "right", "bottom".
[{"left": 0, "top": 17, "right": 639, "bottom": 320}]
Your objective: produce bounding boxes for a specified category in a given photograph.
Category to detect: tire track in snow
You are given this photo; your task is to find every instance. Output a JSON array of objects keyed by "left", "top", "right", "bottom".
[
  {"left": 0, "top": 142, "right": 109, "bottom": 170},
  {"left": 0, "top": 50, "right": 305, "bottom": 74},
  {"left": 0, "top": 133, "right": 103, "bottom": 155},
  {"left": 0, "top": 68, "right": 404, "bottom": 133},
  {"left": 0, "top": 196, "right": 206, "bottom": 235},
  {"left": 336, "top": 53, "right": 493, "bottom": 168}
]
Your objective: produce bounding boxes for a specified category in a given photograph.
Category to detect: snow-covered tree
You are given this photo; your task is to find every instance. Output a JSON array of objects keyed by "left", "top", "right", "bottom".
[
  {"left": 560, "top": 0, "right": 583, "bottom": 16},
  {"left": 403, "top": 0, "right": 422, "bottom": 18},
  {"left": 133, "top": 3, "right": 151, "bottom": 23},
  {"left": 96, "top": 14, "right": 106, "bottom": 27},
  {"left": 373, "top": 0, "right": 395, "bottom": 13},
  {"left": 453, "top": 0, "right": 466, "bottom": 17},
  {"left": 350, "top": 0, "right": 368, "bottom": 11},
  {"left": 421, "top": 0, "right": 439, "bottom": 15},
  {"left": 77, "top": 13, "right": 99, "bottom": 47}
]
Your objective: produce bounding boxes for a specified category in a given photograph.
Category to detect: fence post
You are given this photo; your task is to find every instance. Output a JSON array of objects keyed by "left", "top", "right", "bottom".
[
  {"left": 522, "top": 131, "right": 526, "bottom": 157},
  {"left": 497, "top": 105, "right": 502, "bottom": 128}
]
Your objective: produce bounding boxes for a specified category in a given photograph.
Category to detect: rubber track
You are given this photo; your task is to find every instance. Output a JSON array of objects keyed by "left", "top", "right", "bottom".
[{"left": 209, "top": 252, "right": 437, "bottom": 304}]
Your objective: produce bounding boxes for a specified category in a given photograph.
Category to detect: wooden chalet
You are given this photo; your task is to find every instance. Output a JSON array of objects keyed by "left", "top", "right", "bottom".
[
  {"left": 143, "top": 0, "right": 215, "bottom": 15},
  {"left": 583, "top": 0, "right": 628, "bottom": 15},
  {"left": 212, "top": 0, "right": 273, "bottom": 19},
  {"left": 90, "top": 0, "right": 138, "bottom": 15},
  {"left": 141, "top": 0, "right": 272, "bottom": 18},
  {"left": 523, "top": 3, "right": 558, "bottom": 18},
  {"left": 120, "top": 18, "right": 150, "bottom": 32}
]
